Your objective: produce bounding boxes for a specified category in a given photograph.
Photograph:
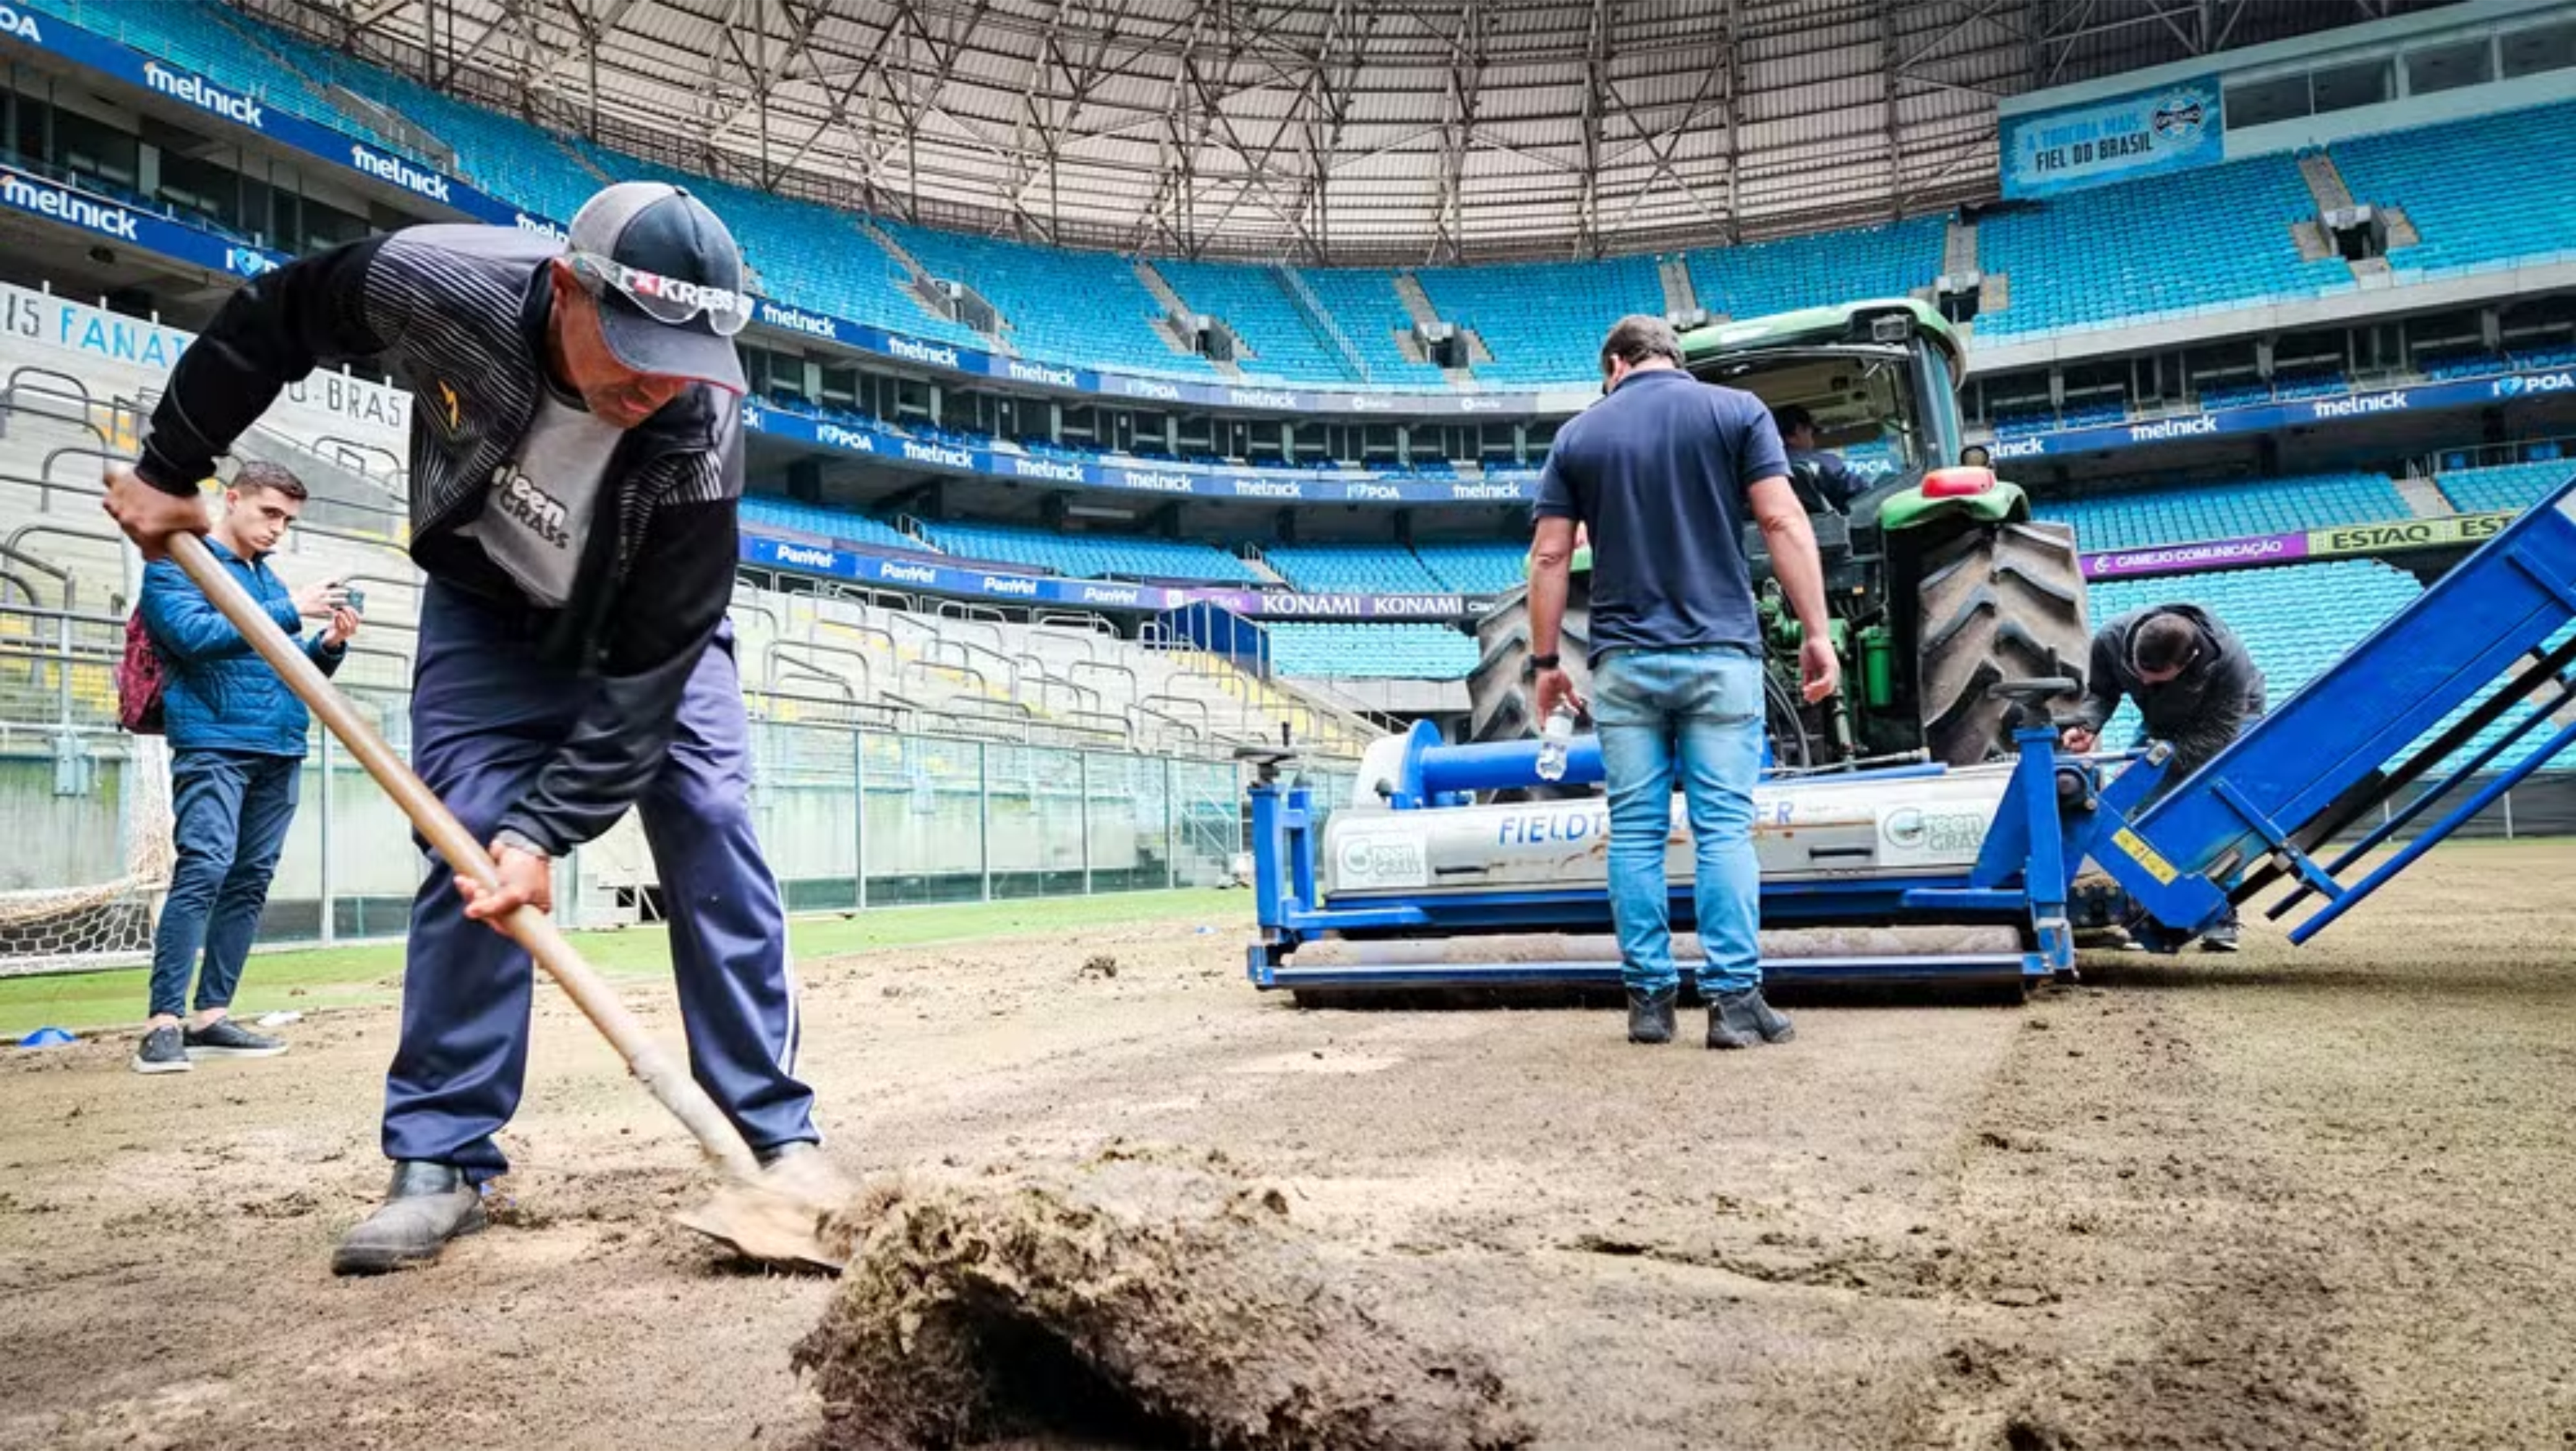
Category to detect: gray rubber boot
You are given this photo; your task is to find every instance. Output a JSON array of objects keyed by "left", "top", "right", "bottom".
[
  {"left": 1626, "top": 987, "right": 1678, "bottom": 1045},
  {"left": 1708, "top": 987, "right": 1795, "bottom": 1050},
  {"left": 331, "top": 1162, "right": 488, "bottom": 1275}
]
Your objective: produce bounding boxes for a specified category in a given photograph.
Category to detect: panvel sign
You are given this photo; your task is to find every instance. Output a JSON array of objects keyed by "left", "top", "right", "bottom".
[{"left": 2002, "top": 75, "right": 2223, "bottom": 199}]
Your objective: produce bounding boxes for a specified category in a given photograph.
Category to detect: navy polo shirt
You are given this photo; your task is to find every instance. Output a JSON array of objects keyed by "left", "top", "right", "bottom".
[{"left": 1533, "top": 368, "right": 1789, "bottom": 661}]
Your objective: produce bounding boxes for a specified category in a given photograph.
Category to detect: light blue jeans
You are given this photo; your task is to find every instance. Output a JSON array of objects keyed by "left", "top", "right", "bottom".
[{"left": 1591, "top": 645, "right": 1765, "bottom": 996}]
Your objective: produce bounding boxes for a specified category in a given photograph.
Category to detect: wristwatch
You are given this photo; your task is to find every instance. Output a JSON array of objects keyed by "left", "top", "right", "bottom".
[{"left": 1523, "top": 652, "right": 1560, "bottom": 680}]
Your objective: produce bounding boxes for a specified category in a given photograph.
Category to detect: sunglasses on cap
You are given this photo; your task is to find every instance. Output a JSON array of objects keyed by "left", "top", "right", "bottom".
[{"left": 565, "top": 250, "right": 753, "bottom": 336}]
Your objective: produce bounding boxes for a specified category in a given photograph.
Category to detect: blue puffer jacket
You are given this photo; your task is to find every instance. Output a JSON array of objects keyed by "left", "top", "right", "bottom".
[{"left": 139, "top": 540, "right": 345, "bottom": 756}]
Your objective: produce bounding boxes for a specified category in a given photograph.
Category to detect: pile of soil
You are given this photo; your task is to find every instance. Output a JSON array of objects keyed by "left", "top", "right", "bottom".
[{"left": 793, "top": 1156, "right": 1532, "bottom": 1451}]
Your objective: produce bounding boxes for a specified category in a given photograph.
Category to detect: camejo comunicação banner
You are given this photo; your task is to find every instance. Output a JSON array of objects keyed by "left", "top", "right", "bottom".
[
  {"left": 740, "top": 533, "right": 1483, "bottom": 620},
  {"left": 0, "top": 4, "right": 1569, "bottom": 419},
  {"left": 2079, "top": 508, "right": 2530, "bottom": 581}
]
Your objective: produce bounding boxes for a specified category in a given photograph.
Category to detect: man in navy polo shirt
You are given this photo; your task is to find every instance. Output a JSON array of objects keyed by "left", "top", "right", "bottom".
[{"left": 1526, "top": 315, "right": 1838, "bottom": 1048}]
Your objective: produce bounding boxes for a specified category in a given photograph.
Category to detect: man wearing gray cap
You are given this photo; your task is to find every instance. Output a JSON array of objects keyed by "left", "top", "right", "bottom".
[{"left": 104, "top": 182, "right": 824, "bottom": 1273}]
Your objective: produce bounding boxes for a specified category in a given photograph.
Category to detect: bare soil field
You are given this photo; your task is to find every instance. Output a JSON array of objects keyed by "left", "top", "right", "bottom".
[{"left": 5, "top": 842, "right": 2575, "bottom": 1450}]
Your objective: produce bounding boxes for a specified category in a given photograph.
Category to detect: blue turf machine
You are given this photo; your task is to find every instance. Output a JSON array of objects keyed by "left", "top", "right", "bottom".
[{"left": 1246, "top": 474, "right": 2576, "bottom": 996}]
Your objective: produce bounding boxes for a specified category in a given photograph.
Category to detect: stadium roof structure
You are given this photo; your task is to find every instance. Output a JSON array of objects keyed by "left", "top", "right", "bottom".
[{"left": 243, "top": 0, "right": 2454, "bottom": 265}]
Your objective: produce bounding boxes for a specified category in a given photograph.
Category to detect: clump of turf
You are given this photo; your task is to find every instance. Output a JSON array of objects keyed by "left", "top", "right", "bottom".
[{"left": 793, "top": 1159, "right": 1530, "bottom": 1451}]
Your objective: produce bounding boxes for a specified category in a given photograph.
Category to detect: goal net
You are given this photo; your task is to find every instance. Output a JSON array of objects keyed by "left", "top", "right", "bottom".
[{"left": 0, "top": 734, "right": 175, "bottom": 977}]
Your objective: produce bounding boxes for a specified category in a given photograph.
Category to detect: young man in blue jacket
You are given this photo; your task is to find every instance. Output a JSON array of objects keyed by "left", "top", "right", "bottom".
[
  {"left": 103, "top": 182, "right": 826, "bottom": 1274},
  {"left": 134, "top": 461, "right": 357, "bottom": 1074}
]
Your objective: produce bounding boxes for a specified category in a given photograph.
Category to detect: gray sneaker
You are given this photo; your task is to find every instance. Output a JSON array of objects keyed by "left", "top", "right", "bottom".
[
  {"left": 332, "top": 1162, "right": 488, "bottom": 1275},
  {"left": 131, "top": 1024, "right": 191, "bottom": 1075},
  {"left": 184, "top": 1017, "right": 288, "bottom": 1059}
]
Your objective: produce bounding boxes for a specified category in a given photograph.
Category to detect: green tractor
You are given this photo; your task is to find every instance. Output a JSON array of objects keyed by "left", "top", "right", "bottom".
[{"left": 1468, "top": 298, "right": 2092, "bottom": 769}]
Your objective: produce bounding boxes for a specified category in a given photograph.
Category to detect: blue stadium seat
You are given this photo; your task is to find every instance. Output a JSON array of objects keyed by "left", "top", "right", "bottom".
[
  {"left": 1409, "top": 541, "right": 1529, "bottom": 594},
  {"left": 2034, "top": 472, "right": 2410, "bottom": 552},
  {"left": 918, "top": 520, "right": 1258, "bottom": 583},
  {"left": 2439, "top": 461, "right": 2576, "bottom": 515},
  {"left": 877, "top": 221, "right": 1201, "bottom": 377},
  {"left": 739, "top": 498, "right": 921, "bottom": 553},
  {"left": 1412, "top": 254, "right": 1666, "bottom": 385},
  {"left": 1154, "top": 260, "right": 1355, "bottom": 384},
  {"left": 1293, "top": 270, "right": 1449, "bottom": 385},
  {"left": 2335, "top": 101, "right": 2576, "bottom": 276},
  {"left": 1978, "top": 154, "right": 2349, "bottom": 336},
  {"left": 1264, "top": 544, "right": 1446, "bottom": 594},
  {"left": 1266, "top": 623, "right": 1478, "bottom": 679},
  {"left": 23, "top": 0, "right": 414, "bottom": 157},
  {"left": 1686, "top": 217, "right": 1945, "bottom": 323}
]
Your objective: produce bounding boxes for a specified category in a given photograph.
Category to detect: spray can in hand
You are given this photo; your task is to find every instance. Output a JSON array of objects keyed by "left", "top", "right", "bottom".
[{"left": 1535, "top": 702, "right": 1578, "bottom": 782}]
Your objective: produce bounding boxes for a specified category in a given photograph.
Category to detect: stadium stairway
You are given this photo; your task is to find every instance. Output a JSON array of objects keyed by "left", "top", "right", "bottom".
[{"left": 2396, "top": 474, "right": 2457, "bottom": 518}]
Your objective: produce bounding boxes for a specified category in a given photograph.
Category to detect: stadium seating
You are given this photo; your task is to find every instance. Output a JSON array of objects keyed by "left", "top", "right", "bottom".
[
  {"left": 2438, "top": 460, "right": 2576, "bottom": 515},
  {"left": 1686, "top": 217, "right": 1945, "bottom": 323},
  {"left": 1154, "top": 260, "right": 1355, "bottom": 384},
  {"left": 915, "top": 520, "right": 1259, "bottom": 583},
  {"left": 1266, "top": 623, "right": 1478, "bottom": 679},
  {"left": 1293, "top": 270, "right": 1450, "bottom": 385},
  {"left": 2035, "top": 472, "right": 2410, "bottom": 552},
  {"left": 2335, "top": 101, "right": 2576, "bottom": 275},
  {"left": 1410, "top": 541, "right": 1530, "bottom": 594},
  {"left": 1263, "top": 544, "right": 1446, "bottom": 594},
  {"left": 876, "top": 221, "right": 1197, "bottom": 376},
  {"left": 23, "top": 0, "right": 412, "bottom": 158},
  {"left": 1412, "top": 254, "right": 1666, "bottom": 385},
  {"left": 1977, "top": 154, "right": 2350, "bottom": 336},
  {"left": 738, "top": 498, "right": 921, "bottom": 553}
]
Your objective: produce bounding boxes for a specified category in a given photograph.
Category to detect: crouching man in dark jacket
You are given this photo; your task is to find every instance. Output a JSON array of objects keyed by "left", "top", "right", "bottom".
[
  {"left": 2061, "top": 602, "right": 2267, "bottom": 950},
  {"left": 103, "top": 182, "right": 827, "bottom": 1273},
  {"left": 132, "top": 461, "right": 355, "bottom": 1074}
]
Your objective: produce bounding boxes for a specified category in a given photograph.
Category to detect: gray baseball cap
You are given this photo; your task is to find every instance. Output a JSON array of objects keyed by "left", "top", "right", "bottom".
[{"left": 563, "top": 181, "right": 751, "bottom": 394}]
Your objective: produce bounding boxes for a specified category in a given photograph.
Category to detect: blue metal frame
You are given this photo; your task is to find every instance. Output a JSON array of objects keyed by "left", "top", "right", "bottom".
[
  {"left": 1250, "top": 724, "right": 2113, "bottom": 990},
  {"left": 1248, "top": 477, "right": 2576, "bottom": 995}
]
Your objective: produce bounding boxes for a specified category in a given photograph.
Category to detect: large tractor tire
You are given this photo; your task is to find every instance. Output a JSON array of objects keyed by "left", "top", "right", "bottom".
[
  {"left": 1916, "top": 520, "right": 2091, "bottom": 766},
  {"left": 1467, "top": 580, "right": 1590, "bottom": 744}
]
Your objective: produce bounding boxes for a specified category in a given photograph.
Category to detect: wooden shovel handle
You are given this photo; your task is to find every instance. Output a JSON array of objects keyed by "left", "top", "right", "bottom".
[{"left": 165, "top": 533, "right": 760, "bottom": 1182}]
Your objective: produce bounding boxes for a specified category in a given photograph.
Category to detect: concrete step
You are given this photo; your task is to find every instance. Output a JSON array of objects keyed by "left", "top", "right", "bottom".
[
  {"left": 2397, "top": 474, "right": 2456, "bottom": 518},
  {"left": 1392, "top": 273, "right": 1443, "bottom": 328},
  {"left": 1656, "top": 255, "right": 1697, "bottom": 316},
  {"left": 2298, "top": 152, "right": 2356, "bottom": 212},
  {"left": 1943, "top": 218, "right": 1979, "bottom": 278}
]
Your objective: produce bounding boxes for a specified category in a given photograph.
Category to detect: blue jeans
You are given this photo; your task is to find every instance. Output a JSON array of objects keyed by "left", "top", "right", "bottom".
[
  {"left": 1591, "top": 646, "right": 1765, "bottom": 995},
  {"left": 149, "top": 750, "right": 302, "bottom": 1019}
]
